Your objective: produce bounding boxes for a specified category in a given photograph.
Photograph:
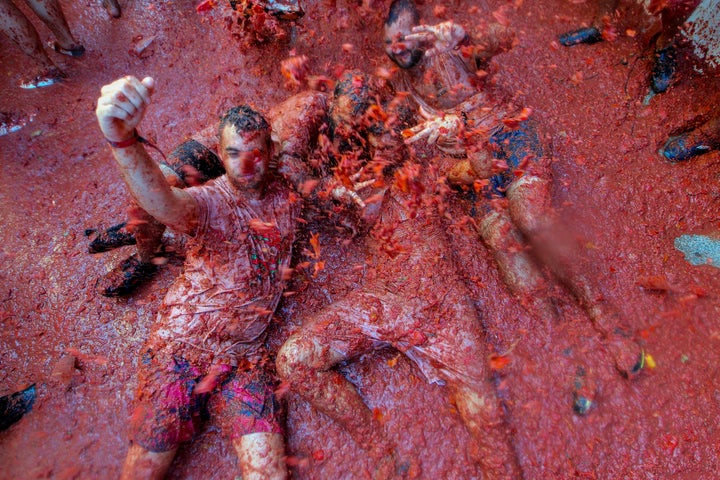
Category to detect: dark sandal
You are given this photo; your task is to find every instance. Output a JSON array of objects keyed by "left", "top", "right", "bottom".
[
  {"left": 87, "top": 222, "right": 137, "bottom": 254},
  {"left": 97, "top": 254, "right": 158, "bottom": 297}
]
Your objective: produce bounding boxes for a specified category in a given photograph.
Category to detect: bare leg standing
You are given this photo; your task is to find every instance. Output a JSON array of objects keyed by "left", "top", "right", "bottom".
[
  {"left": 0, "top": 0, "right": 64, "bottom": 86},
  {"left": 24, "top": 0, "right": 84, "bottom": 55}
]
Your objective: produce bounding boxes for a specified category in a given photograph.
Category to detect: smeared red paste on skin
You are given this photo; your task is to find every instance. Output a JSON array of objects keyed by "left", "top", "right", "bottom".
[{"left": 1, "top": 0, "right": 719, "bottom": 478}]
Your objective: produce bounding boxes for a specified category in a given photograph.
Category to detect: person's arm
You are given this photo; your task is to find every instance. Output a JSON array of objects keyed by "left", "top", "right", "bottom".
[
  {"left": 407, "top": 21, "right": 515, "bottom": 69},
  {"left": 95, "top": 76, "right": 199, "bottom": 235}
]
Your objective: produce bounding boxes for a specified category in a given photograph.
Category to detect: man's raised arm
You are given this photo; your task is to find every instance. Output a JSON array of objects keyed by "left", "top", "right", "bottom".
[{"left": 95, "top": 76, "right": 198, "bottom": 234}]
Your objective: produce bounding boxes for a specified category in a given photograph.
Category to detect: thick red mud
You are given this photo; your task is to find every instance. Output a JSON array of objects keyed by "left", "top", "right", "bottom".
[{"left": 1, "top": 1, "right": 720, "bottom": 478}]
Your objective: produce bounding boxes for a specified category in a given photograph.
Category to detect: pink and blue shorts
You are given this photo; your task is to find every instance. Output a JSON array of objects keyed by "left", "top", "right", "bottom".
[{"left": 130, "top": 350, "right": 283, "bottom": 452}]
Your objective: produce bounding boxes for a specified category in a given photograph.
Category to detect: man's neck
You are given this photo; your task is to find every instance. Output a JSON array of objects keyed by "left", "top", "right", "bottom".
[{"left": 227, "top": 177, "right": 267, "bottom": 203}]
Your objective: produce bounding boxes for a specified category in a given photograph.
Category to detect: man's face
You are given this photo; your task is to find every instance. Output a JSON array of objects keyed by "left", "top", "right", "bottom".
[
  {"left": 220, "top": 125, "right": 270, "bottom": 192},
  {"left": 384, "top": 10, "right": 423, "bottom": 69}
]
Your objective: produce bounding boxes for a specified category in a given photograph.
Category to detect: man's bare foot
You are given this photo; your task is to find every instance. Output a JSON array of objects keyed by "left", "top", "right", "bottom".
[{"left": 607, "top": 333, "right": 645, "bottom": 379}]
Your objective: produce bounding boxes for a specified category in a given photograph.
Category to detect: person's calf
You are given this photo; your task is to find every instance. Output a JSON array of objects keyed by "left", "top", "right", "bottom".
[
  {"left": 478, "top": 210, "right": 547, "bottom": 298},
  {"left": 277, "top": 333, "right": 397, "bottom": 466},
  {"left": 120, "top": 443, "right": 177, "bottom": 480},
  {"left": 233, "top": 432, "right": 287, "bottom": 480}
]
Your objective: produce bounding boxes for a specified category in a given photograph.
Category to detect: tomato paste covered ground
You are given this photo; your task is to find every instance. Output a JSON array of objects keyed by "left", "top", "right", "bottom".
[{"left": 1, "top": 0, "right": 719, "bottom": 478}]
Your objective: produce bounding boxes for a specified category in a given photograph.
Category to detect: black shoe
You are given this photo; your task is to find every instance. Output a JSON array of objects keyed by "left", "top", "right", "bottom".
[
  {"left": 98, "top": 254, "right": 158, "bottom": 297},
  {"left": 87, "top": 222, "right": 136, "bottom": 254},
  {"left": 650, "top": 45, "right": 677, "bottom": 94},
  {"left": 0, "top": 384, "right": 36, "bottom": 431},
  {"left": 558, "top": 27, "right": 602, "bottom": 47},
  {"left": 660, "top": 134, "right": 713, "bottom": 162},
  {"left": 229, "top": 0, "right": 304, "bottom": 20}
]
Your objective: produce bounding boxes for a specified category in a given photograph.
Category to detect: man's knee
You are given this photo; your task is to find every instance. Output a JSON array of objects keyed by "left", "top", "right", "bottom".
[
  {"left": 506, "top": 174, "right": 552, "bottom": 237},
  {"left": 276, "top": 333, "right": 325, "bottom": 380}
]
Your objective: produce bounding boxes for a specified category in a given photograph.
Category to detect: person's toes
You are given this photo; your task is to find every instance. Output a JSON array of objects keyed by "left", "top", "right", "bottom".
[{"left": 607, "top": 334, "right": 644, "bottom": 379}]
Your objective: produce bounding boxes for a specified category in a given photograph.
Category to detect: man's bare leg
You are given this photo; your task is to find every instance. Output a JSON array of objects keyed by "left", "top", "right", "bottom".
[
  {"left": 450, "top": 382, "right": 520, "bottom": 479},
  {"left": 478, "top": 209, "right": 558, "bottom": 324},
  {"left": 232, "top": 432, "right": 287, "bottom": 480},
  {"left": 24, "top": 0, "right": 83, "bottom": 53},
  {"left": 94, "top": 204, "right": 165, "bottom": 297},
  {"left": 128, "top": 205, "right": 167, "bottom": 264},
  {"left": 0, "top": 0, "right": 64, "bottom": 86},
  {"left": 506, "top": 175, "right": 644, "bottom": 377},
  {"left": 120, "top": 444, "right": 177, "bottom": 480},
  {"left": 276, "top": 330, "right": 397, "bottom": 473}
]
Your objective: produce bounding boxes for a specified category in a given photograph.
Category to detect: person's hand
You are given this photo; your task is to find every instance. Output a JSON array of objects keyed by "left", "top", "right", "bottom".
[
  {"left": 331, "top": 177, "right": 376, "bottom": 209},
  {"left": 406, "top": 21, "right": 466, "bottom": 56},
  {"left": 96, "top": 76, "right": 155, "bottom": 143},
  {"left": 403, "top": 106, "right": 463, "bottom": 149}
]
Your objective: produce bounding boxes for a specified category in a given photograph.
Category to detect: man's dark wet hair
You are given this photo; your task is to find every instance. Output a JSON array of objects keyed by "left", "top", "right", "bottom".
[
  {"left": 332, "top": 70, "right": 377, "bottom": 118},
  {"left": 165, "top": 139, "right": 225, "bottom": 186},
  {"left": 385, "top": 0, "right": 419, "bottom": 27},
  {"left": 218, "top": 105, "right": 270, "bottom": 139}
]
